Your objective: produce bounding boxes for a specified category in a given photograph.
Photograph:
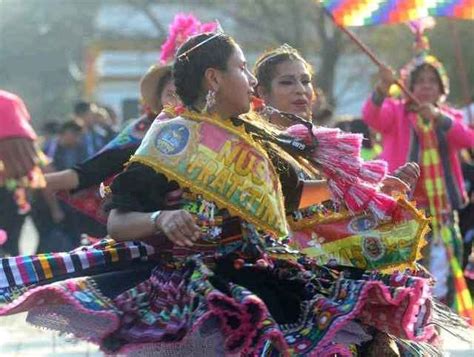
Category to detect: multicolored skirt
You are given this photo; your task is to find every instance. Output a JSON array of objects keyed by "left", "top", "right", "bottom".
[{"left": 0, "top": 238, "right": 441, "bottom": 356}]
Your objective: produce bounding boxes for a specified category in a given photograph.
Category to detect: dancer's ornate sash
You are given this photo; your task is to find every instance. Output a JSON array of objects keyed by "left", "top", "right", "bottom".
[
  {"left": 289, "top": 198, "right": 429, "bottom": 272},
  {"left": 129, "top": 110, "right": 289, "bottom": 237}
]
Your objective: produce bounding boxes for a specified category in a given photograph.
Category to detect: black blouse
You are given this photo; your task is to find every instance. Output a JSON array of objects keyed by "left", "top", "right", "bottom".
[
  {"left": 72, "top": 145, "right": 138, "bottom": 191},
  {"left": 108, "top": 116, "right": 304, "bottom": 213},
  {"left": 72, "top": 114, "right": 155, "bottom": 191}
]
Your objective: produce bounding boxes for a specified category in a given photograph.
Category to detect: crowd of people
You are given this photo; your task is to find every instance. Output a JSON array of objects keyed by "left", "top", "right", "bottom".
[
  {"left": 0, "top": 13, "right": 473, "bottom": 357},
  {"left": 0, "top": 100, "right": 118, "bottom": 255}
]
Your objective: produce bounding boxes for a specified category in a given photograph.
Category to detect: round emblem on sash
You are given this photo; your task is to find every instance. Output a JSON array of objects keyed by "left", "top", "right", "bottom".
[
  {"left": 362, "top": 235, "right": 385, "bottom": 261},
  {"left": 155, "top": 123, "right": 190, "bottom": 155},
  {"left": 348, "top": 215, "right": 377, "bottom": 233}
]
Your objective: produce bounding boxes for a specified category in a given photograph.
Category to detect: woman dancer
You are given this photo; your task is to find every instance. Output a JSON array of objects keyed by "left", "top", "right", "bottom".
[
  {"left": 104, "top": 33, "right": 447, "bottom": 355},
  {"left": 0, "top": 33, "right": 462, "bottom": 356},
  {"left": 0, "top": 90, "right": 48, "bottom": 256},
  {"left": 252, "top": 44, "right": 424, "bottom": 356},
  {"left": 362, "top": 22, "right": 474, "bottom": 313}
]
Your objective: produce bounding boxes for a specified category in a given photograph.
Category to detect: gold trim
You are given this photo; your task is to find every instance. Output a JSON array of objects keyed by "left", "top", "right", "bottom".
[
  {"left": 129, "top": 111, "right": 289, "bottom": 237},
  {"left": 288, "top": 210, "right": 351, "bottom": 230},
  {"left": 130, "top": 155, "right": 288, "bottom": 237},
  {"left": 288, "top": 197, "right": 430, "bottom": 272}
]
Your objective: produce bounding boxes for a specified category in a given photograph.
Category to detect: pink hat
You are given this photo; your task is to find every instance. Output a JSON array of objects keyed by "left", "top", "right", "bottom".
[{"left": 0, "top": 90, "right": 37, "bottom": 140}]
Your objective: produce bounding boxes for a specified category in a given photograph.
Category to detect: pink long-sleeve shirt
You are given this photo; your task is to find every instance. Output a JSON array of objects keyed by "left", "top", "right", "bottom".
[{"left": 363, "top": 95, "right": 474, "bottom": 209}]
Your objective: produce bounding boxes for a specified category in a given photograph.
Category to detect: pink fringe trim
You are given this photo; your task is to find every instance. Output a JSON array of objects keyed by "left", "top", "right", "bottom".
[
  {"left": 286, "top": 124, "right": 397, "bottom": 219},
  {"left": 297, "top": 277, "right": 434, "bottom": 356}
]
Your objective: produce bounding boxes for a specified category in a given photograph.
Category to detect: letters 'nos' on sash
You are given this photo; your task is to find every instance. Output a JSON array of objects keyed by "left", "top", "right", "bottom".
[{"left": 129, "top": 110, "right": 289, "bottom": 237}]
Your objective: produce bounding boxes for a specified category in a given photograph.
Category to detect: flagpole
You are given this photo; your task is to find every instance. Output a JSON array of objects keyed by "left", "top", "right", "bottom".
[{"left": 321, "top": 8, "right": 420, "bottom": 105}]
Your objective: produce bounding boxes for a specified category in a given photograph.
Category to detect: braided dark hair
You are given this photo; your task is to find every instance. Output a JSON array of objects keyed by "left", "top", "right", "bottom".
[
  {"left": 254, "top": 45, "right": 313, "bottom": 94},
  {"left": 173, "top": 33, "right": 237, "bottom": 107}
]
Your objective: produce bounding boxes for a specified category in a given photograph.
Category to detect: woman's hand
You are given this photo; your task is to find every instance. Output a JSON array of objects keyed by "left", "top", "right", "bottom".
[
  {"left": 380, "top": 175, "right": 409, "bottom": 195},
  {"left": 155, "top": 210, "right": 201, "bottom": 247},
  {"left": 391, "top": 162, "right": 420, "bottom": 193},
  {"left": 108, "top": 209, "right": 200, "bottom": 244},
  {"left": 416, "top": 103, "right": 441, "bottom": 122},
  {"left": 376, "top": 66, "right": 396, "bottom": 96}
]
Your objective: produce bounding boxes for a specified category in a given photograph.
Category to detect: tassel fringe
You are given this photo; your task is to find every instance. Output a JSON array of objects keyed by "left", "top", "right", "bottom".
[{"left": 286, "top": 124, "right": 396, "bottom": 218}]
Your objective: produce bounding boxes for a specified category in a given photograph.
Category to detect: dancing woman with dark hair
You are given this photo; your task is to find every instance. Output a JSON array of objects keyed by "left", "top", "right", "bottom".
[
  {"left": 0, "top": 33, "right": 465, "bottom": 356},
  {"left": 251, "top": 44, "right": 436, "bottom": 357}
]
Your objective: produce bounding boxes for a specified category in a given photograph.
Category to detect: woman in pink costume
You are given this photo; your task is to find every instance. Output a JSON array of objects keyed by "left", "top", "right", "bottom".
[{"left": 363, "top": 22, "right": 474, "bottom": 310}]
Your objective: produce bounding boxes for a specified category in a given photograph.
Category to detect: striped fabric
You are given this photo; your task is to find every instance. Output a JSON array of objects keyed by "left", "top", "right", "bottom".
[
  {"left": 441, "top": 225, "right": 474, "bottom": 325},
  {"left": 417, "top": 116, "right": 448, "bottom": 231},
  {"left": 0, "top": 239, "right": 156, "bottom": 289},
  {"left": 417, "top": 116, "right": 474, "bottom": 325},
  {"left": 320, "top": 0, "right": 474, "bottom": 26}
]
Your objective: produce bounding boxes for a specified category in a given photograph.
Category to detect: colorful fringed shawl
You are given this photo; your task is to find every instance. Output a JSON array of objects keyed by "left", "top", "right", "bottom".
[
  {"left": 417, "top": 116, "right": 450, "bottom": 232},
  {"left": 129, "top": 110, "right": 289, "bottom": 237},
  {"left": 0, "top": 239, "right": 156, "bottom": 296},
  {"left": 242, "top": 105, "right": 397, "bottom": 220}
]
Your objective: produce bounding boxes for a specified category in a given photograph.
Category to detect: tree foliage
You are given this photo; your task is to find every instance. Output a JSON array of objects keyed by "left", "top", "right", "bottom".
[
  {"left": 362, "top": 18, "right": 474, "bottom": 106},
  {"left": 1, "top": 0, "right": 472, "bottom": 129},
  {"left": 0, "top": 0, "right": 99, "bottom": 127}
]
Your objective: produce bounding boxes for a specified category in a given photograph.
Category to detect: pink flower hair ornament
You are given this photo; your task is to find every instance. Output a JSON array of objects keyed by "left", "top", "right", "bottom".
[{"left": 159, "top": 13, "right": 218, "bottom": 65}]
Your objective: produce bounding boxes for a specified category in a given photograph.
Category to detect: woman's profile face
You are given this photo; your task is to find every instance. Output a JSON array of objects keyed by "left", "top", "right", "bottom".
[
  {"left": 215, "top": 45, "right": 257, "bottom": 118},
  {"left": 412, "top": 66, "right": 442, "bottom": 104},
  {"left": 160, "top": 79, "right": 180, "bottom": 108},
  {"left": 260, "top": 59, "right": 314, "bottom": 120}
]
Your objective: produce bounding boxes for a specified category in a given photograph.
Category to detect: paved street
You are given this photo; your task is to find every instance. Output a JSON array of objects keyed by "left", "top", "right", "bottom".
[
  {"left": 0, "top": 219, "right": 472, "bottom": 356},
  {"left": 0, "top": 314, "right": 100, "bottom": 356}
]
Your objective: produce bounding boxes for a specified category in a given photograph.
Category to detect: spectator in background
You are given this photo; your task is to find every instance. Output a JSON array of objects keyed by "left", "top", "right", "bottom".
[
  {"left": 462, "top": 95, "right": 474, "bottom": 127},
  {"left": 362, "top": 30, "right": 474, "bottom": 306},
  {"left": 40, "top": 121, "right": 61, "bottom": 152},
  {"left": 32, "top": 120, "right": 87, "bottom": 252},
  {"left": 74, "top": 101, "right": 108, "bottom": 157},
  {"left": 91, "top": 106, "right": 117, "bottom": 145},
  {"left": 103, "top": 105, "right": 120, "bottom": 132},
  {"left": 46, "top": 120, "right": 86, "bottom": 171}
]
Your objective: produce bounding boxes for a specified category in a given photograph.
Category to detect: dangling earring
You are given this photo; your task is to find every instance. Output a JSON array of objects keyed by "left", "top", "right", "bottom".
[{"left": 203, "top": 89, "right": 216, "bottom": 113}]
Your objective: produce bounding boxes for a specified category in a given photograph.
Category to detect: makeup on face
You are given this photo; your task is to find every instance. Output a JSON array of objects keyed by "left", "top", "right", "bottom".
[{"left": 265, "top": 60, "right": 314, "bottom": 120}]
